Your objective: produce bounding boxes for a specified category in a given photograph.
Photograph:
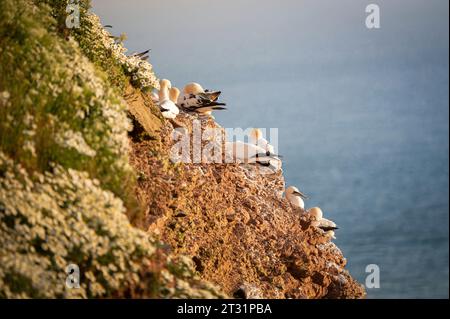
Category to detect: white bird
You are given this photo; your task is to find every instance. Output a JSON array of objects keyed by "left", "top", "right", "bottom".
[
  {"left": 158, "top": 79, "right": 179, "bottom": 119},
  {"left": 308, "top": 207, "right": 338, "bottom": 239},
  {"left": 225, "top": 141, "right": 282, "bottom": 171},
  {"left": 250, "top": 128, "right": 275, "bottom": 154},
  {"left": 285, "top": 186, "right": 307, "bottom": 210},
  {"left": 178, "top": 82, "right": 226, "bottom": 114}
]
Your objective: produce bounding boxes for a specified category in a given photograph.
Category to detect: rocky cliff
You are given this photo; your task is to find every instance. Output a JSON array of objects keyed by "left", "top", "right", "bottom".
[
  {"left": 127, "top": 87, "right": 365, "bottom": 299},
  {"left": 0, "top": 0, "right": 365, "bottom": 298}
]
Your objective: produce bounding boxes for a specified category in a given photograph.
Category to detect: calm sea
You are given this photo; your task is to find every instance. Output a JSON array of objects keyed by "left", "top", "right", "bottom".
[{"left": 92, "top": 0, "right": 449, "bottom": 298}]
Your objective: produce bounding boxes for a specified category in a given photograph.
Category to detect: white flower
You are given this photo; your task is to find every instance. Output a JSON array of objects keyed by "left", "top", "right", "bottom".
[
  {"left": 55, "top": 128, "right": 97, "bottom": 157},
  {"left": 84, "top": 13, "right": 160, "bottom": 91}
]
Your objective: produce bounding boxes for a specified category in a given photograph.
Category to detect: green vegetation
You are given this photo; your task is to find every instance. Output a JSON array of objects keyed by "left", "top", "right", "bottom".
[
  {"left": 0, "top": 151, "right": 154, "bottom": 298},
  {"left": 0, "top": 0, "right": 223, "bottom": 298},
  {"left": 0, "top": 0, "right": 135, "bottom": 203}
]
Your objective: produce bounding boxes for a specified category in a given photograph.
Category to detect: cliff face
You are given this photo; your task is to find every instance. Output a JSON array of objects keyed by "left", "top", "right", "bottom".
[
  {"left": 0, "top": 0, "right": 364, "bottom": 299},
  {"left": 127, "top": 88, "right": 366, "bottom": 299}
]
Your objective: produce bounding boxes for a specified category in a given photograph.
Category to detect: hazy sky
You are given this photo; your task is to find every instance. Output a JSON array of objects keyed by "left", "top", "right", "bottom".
[
  {"left": 91, "top": 0, "right": 449, "bottom": 132},
  {"left": 91, "top": 0, "right": 448, "bottom": 85}
]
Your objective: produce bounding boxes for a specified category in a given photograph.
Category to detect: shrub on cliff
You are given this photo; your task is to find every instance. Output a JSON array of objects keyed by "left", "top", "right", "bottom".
[
  {"left": 41, "top": 0, "right": 159, "bottom": 93},
  {"left": 0, "top": 151, "right": 154, "bottom": 298},
  {"left": 0, "top": 0, "right": 134, "bottom": 201}
]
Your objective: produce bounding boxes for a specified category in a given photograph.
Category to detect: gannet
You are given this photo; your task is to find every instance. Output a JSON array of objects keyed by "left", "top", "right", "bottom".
[
  {"left": 184, "top": 82, "right": 222, "bottom": 102},
  {"left": 130, "top": 49, "right": 151, "bottom": 61},
  {"left": 308, "top": 207, "right": 338, "bottom": 239},
  {"left": 285, "top": 186, "right": 308, "bottom": 210},
  {"left": 250, "top": 128, "right": 275, "bottom": 154},
  {"left": 178, "top": 82, "right": 226, "bottom": 115},
  {"left": 158, "top": 79, "right": 179, "bottom": 119},
  {"left": 225, "top": 141, "right": 282, "bottom": 171}
]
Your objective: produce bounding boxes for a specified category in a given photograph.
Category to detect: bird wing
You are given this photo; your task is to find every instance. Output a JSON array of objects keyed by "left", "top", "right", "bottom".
[
  {"left": 319, "top": 218, "right": 338, "bottom": 231},
  {"left": 191, "top": 106, "right": 227, "bottom": 113},
  {"left": 292, "top": 190, "right": 308, "bottom": 199},
  {"left": 250, "top": 152, "right": 282, "bottom": 160},
  {"left": 179, "top": 94, "right": 226, "bottom": 112},
  {"left": 319, "top": 225, "right": 339, "bottom": 231},
  {"left": 132, "top": 49, "right": 150, "bottom": 57},
  {"left": 190, "top": 101, "right": 226, "bottom": 108},
  {"left": 255, "top": 159, "right": 281, "bottom": 171},
  {"left": 203, "top": 90, "right": 222, "bottom": 101}
]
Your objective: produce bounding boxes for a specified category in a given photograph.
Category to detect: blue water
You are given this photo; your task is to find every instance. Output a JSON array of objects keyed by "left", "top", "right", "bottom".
[{"left": 92, "top": 0, "right": 449, "bottom": 298}]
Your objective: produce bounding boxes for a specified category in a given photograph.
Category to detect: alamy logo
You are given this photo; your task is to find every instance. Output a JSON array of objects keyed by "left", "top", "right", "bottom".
[
  {"left": 365, "top": 264, "right": 380, "bottom": 288},
  {"left": 170, "top": 121, "right": 280, "bottom": 175},
  {"left": 66, "top": 0, "right": 80, "bottom": 29},
  {"left": 365, "top": 4, "right": 381, "bottom": 29},
  {"left": 65, "top": 264, "right": 80, "bottom": 289}
]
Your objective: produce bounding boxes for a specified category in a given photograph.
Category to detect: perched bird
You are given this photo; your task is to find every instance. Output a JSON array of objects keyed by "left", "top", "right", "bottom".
[
  {"left": 225, "top": 141, "right": 282, "bottom": 171},
  {"left": 158, "top": 79, "right": 179, "bottom": 119},
  {"left": 285, "top": 186, "right": 308, "bottom": 210},
  {"left": 250, "top": 128, "right": 275, "bottom": 154},
  {"left": 130, "top": 49, "right": 151, "bottom": 60},
  {"left": 184, "top": 82, "right": 222, "bottom": 102},
  {"left": 308, "top": 207, "right": 338, "bottom": 239},
  {"left": 178, "top": 82, "right": 226, "bottom": 115}
]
